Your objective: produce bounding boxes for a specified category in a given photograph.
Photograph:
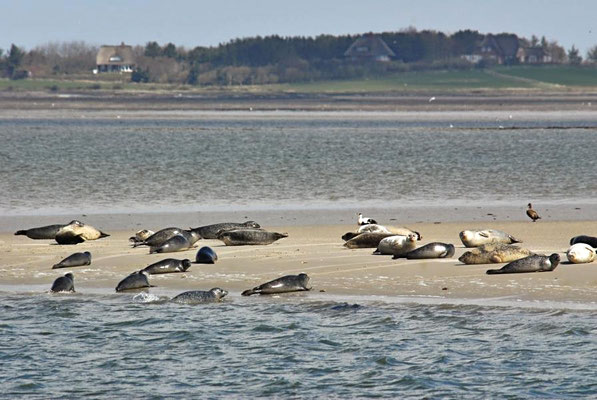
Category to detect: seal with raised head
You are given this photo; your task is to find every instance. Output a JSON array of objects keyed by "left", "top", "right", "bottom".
[
  {"left": 373, "top": 234, "right": 417, "bottom": 256},
  {"left": 217, "top": 229, "right": 287, "bottom": 246},
  {"left": 486, "top": 253, "right": 560, "bottom": 275},
  {"left": 566, "top": 243, "right": 596, "bottom": 264},
  {"left": 129, "top": 229, "right": 155, "bottom": 245},
  {"left": 142, "top": 258, "right": 192, "bottom": 274},
  {"left": 344, "top": 232, "right": 396, "bottom": 249},
  {"left": 171, "top": 288, "right": 228, "bottom": 304},
  {"left": 459, "top": 229, "right": 521, "bottom": 248},
  {"left": 195, "top": 246, "right": 218, "bottom": 264},
  {"left": 405, "top": 242, "right": 455, "bottom": 259},
  {"left": 116, "top": 270, "right": 153, "bottom": 292},
  {"left": 191, "top": 221, "right": 261, "bottom": 240},
  {"left": 242, "top": 273, "right": 312, "bottom": 296},
  {"left": 55, "top": 220, "right": 110, "bottom": 244},
  {"left": 50, "top": 273, "right": 75, "bottom": 293},
  {"left": 149, "top": 234, "right": 191, "bottom": 254},
  {"left": 458, "top": 244, "right": 532, "bottom": 265},
  {"left": 569, "top": 235, "right": 597, "bottom": 248},
  {"left": 52, "top": 251, "right": 92, "bottom": 269},
  {"left": 15, "top": 223, "right": 67, "bottom": 240}
]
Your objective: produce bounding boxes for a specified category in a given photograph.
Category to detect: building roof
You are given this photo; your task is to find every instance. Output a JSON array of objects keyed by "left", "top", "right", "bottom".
[
  {"left": 480, "top": 34, "right": 519, "bottom": 58},
  {"left": 96, "top": 43, "right": 135, "bottom": 65},
  {"left": 344, "top": 34, "right": 396, "bottom": 58}
]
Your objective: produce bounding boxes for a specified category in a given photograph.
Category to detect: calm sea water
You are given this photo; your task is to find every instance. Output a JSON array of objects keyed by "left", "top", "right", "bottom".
[{"left": 1, "top": 112, "right": 597, "bottom": 215}]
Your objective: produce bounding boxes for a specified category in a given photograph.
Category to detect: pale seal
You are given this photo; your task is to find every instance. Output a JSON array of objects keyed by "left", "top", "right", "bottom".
[
  {"left": 142, "top": 258, "right": 192, "bottom": 274},
  {"left": 15, "top": 223, "right": 66, "bottom": 240},
  {"left": 373, "top": 234, "right": 417, "bottom": 257},
  {"left": 52, "top": 251, "right": 92, "bottom": 269},
  {"left": 149, "top": 234, "right": 191, "bottom": 254},
  {"left": 458, "top": 244, "right": 532, "bottom": 265},
  {"left": 569, "top": 235, "right": 597, "bottom": 248},
  {"left": 405, "top": 242, "right": 455, "bottom": 259},
  {"left": 459, "top": 229, "right": 521, "bottom": 248},
  {"left": 55, "top": 220, "right": 109, "bottom": 244},
  {"left": 191, "top": 221, "right": 261, "bottom": 239},
  {"left": 566, "top": 243, "right": 596, "bottom": 264},
  {"left": 241, "top": 273, "right": 312, "bottom": 296},
  {"left": 357, "top": 224, "right": 391, "bottom": 234},
  {"left": 129, "top": 229, "right": 155, "bottom": 245},
  {"left": 50, "top": 273, "right": 75, "bottom": 293},
  {"left": 116, "top": 270, "right": 153, "bottom": 292},
  {"left": 486, "top": 254, "right": 560, "bottom": 275},
  {"left": 171, "top": 288, "right": 228, "bottom": 304},
  {"left": 195, "top": 246, "right": 218, "bottom": 264},
  {"left": 217, "top": 229, "right": 287, "bottom": 246},
  {"left": 344, "top": 232, "right": 396, "bottom": 248}
]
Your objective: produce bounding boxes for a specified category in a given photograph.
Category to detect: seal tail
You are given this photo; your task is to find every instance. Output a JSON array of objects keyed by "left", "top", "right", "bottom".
[
  {"left": 14, "top": 230, "right": 26, "bottom": 236},
  {"left": 100, "top": 231, "right": 110, "bottom": 238},
  {"left": 486, "top": 269, "right": 501, "bottom": 275},
  {"left": 52, "top": 263, "right": 63, "bottom": 269},
  {"left": 241, "top": 289, "right": 256, "bottom": 296}
]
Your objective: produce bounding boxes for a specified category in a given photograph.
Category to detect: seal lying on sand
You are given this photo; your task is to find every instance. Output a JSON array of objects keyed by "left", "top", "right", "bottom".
[
  {"left": 459, "top": 244, "right": 532, "bottom": 265},
  {"left": 52, "top": 251, "right": 92, "bottom": 269},
  {"left": 357, "top": 224, "right": 391, "bottom": 234},
  {"left": 128, "top": 229, "right": 155, "bottom": 244},
  {"left": 116, "top": 271, "right": 153, "bottom": 292},
  {"left": 50, "top": 273, "right": 75, "bottom": 293},
  {"left": 217, "top": 229, "right": 287, "bottom": 246},
  {"left": 242, "top": 273, "right": 312, "bottom": 296},
  {"left": 405, "top": 242, "right": 455, "bottom": 259},
  {"left": 566, "top": 243, "right": 596, "bottom": 264},
  {"left": 55, "top": 220, "right": 110, "bottom": 244},
  {"left": 132, "top": 227, "right": 200, "bottom": 248},
  {"left": 459, "top": 229, "right": 521, "bottom": 248},
  {"left": 149, "top": 235, "right": 191, "bottom": 254},
  {"left": 343, "top": 226, "right": 421, "bottom": 242},
  {"left": 142, "top": 258, "right": 192, "bottom": 274},
  {"left": 195, "top": 246, "right": 218, "bottom": 264},
  {"left": 486, "top": 254, "right": 560, "bottom": 275},
  {"left": 569, "top": 235, "right": 597, "bottom": 248},
  {"left": 191, "top": 221, "right": 261, "bottom": 239},
  {"left": 15, "top": 223, "right": 67, "bottom": 240},
  {"left": 171, "top": 288, "right": 228, "bottom": 304},
  {"left": 373, "top": 234, "right": 417, "bottom": 256},
  {"left": 344, "top": 232, "right": 396, "bottom": 248}
]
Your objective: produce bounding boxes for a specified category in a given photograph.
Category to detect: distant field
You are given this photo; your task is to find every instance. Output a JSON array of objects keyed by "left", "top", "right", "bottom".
[{"left": 494, "top": 65, "right": 597, "bottom": 86}]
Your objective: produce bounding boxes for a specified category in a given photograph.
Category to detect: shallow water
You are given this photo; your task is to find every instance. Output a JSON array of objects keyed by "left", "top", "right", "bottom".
[{"left": 1, "top": 292, "right": 596, "bottom": 398}]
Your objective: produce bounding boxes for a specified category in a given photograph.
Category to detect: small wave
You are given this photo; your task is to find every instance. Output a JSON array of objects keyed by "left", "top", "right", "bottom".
[{"left": 132, "top": 292, "right": 167, "bottom": 304}]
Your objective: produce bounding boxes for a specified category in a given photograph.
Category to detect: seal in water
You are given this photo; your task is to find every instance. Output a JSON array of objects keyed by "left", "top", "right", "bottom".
[
  {"left": 405, "top": 242, "right": 455, "bottom": 259},
  {"left": 52, "top": 251, "right": 92, "bottom": 269},
  {"left": 171, "top": 288, "right": 228, "bottom": 304},
  {"left": 15, "top": 223, "right": 67, "bottom": 240},
  {"left": 459, "top": 229, "right": 521, "bottom": 248},
  {"left": 116, "top": 270, "right": 153, "bottom": 292},
  {"left": 142, "top": 258, "right": 192, "bottom": 274},
  {"left": 55, "top": 220, "right": 110, "bottom": 244},
  {"left": 344, "top": 232, "right": 396, "bottom": 249},
  {"left": 373, "top": 234, "right": 417, "bottom": 256},
  {"left": 149, "top": 234, "right": 191, "bottom": 254},
  {"left": 458, "top": 243, "right": 532, "bottom": 265},
  {"left": 241, "top": 273, "right": 312, "bottom": 296},
  {"left": 566, "top": 243, "right": 596, "bottom": 264},
  {"left": 50, "top": 273, "right": 75, "bottom": 292},
  {"left": 217, "top": 229, "right": 287, "bottom": 246},
  {"left": 191, "top": 221, "right": 261, "bottom": 239},
  {"left": 569, "top": 235, "right": 597, "bottom": 248},
  {"left": 195, "top": 246, "right": 218, "bottom": 264},
  {"left": 486, "top": 253, "right": 560, "bottom": 275}
]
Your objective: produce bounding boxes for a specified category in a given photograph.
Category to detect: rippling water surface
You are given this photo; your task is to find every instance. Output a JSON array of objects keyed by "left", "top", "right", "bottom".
[{"left": 1, "top": 293, "right": 596, "bottom": 398}]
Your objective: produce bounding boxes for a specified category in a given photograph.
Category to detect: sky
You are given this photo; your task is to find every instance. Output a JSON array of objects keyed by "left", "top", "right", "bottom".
[{"left": 1, "top": 0, "right": 596, "bottom": 56}]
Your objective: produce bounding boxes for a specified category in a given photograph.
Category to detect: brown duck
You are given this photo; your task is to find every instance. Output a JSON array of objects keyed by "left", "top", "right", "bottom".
[{"left": 526, "top": 203, "right": 541, "bottom": 222}]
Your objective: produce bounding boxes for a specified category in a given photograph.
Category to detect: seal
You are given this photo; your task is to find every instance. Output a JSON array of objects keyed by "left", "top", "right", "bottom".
[
  {"left": 191, "top": 221, "right": 261, "bottom": 239},
  {"left": 241, "top": 273, "right": 312, "bottom": 296},
  {"left": 459, "top": 229, "right": 521, "bottom": 248},
  {"left": 55, "top": 220, "right": 109, "bottom": 244},
  {"left": 134, "top": 227, "right": 199, "bottom": 248},
  {"left": 405, "top": 242, "right": 455, "bottom": 259},
  {"left": 50, "top": 273, "right": 75, "bottom": 292},
  {"left": 149, "top": 234, "right": 191, "bottom": 254},
  {"left": 15, "top": 223, "right": 66, "bottom": 240},
  {"left": 195, "top": 246, "right": 218, "bottom": 264},
  {"left": 217, "top": 229, "right": 288, "bottom": 246},
  {"left": 344, "top": 232, "right": 396, "bottom": 249},
  {"left": 373, "top": 234, "right": 417, "bottom": 257},
  {"left": 357, "top": 213, "right": 377, "bottom": 225},
  {"left": 566, "top": 243, "right": 596, "bottom": 264},
  {"left": 357, "top": 224, "right": 391, "bottom": 234},
  {"left": 116, "top": 270, "right": 153, "bottom": 292},
  {"left": 526, "top": 203, "right": 541, "bottom": 222},
  {"left": 129, "top": 229, "right": 155, "bottom": 245},
  {"left": 142, "top": 258, "right": 192, "bottom": 274},
  {"left": 171, "top": 288, "right": 228, "bottom": 304},
  {"left": 486, "top": 253, "right": 560, "bottom": 275},
  {"left": 52, "top": 251, "right": 92, "bottom": 269},
  {"left": 569, "top": 235, "right": 597, "bottom": 248},
  {"left": 459, "top": 244, "right": 532, "bottom": 264}
]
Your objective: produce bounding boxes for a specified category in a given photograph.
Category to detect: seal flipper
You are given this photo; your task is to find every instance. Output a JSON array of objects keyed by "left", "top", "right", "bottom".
[
  {"left": 14, "top": 230, "right": 26, "bottom": 236},
  {"left": 486, "top": 269, "right": 501, "bottom": 275},
  {"left": 241, "top": 289, "right": 256, "bottom": 296},
  {"left": 100, "top": 231, "right": 110, "bottom": 238}
]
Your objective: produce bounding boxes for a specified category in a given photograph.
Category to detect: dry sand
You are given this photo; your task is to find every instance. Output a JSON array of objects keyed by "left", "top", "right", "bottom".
[{"left": 2, "top": 220, "right": 597, "bottom": 303}]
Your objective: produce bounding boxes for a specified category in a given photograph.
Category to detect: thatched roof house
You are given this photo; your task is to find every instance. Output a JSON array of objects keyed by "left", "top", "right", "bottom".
[
  {"left": 95, "top": 43, "right": 136, "bottom": 73},
  {"left": 344, "top": 34, "right": 395, "bottom": 62},
  {"left": 478, "top": 34, "right": 519, "bottom": 64}
]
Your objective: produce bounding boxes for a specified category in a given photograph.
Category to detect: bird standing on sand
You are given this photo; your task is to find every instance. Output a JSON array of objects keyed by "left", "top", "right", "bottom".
[
  {"left": 357, "top": 213, "right": 377, "bottom": 225},
  {"left": 526, "top": 203, "right": 541, "bottom": 222}
]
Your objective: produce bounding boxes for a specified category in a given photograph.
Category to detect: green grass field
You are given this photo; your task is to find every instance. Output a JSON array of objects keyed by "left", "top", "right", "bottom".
[{"left": 494, "top": 65, "right": 597, "bottom": 86}]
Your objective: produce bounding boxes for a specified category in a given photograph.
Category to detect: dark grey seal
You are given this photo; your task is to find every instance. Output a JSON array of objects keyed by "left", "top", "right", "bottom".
[
  {"left": 217, "top": 229, "right": 287, "bottom": 246},
  {"left": 195, "top": 246, "right": 218, "bottom": 264},
  {"left": 171, "top": 288, "right": 228, "bottom": 304},
  {"left": 55, "top": 230, "right": 85, "bottom": 245},
  {"left": 486, "top": 254, "right": 560, "bottom": 275},
  {"left": 344, "top": 232, "right": 395, "bottom": 249},
  {"left": 405, "top": 242, "right": 455, "bottom": 259},
  {"left": 191, "top": 221, "right": 261, "bottom": 239},
  {"left": 241, "top": 273, "right": 312, "bottom": 296},
  {"left": 52, "top": 251, "right": 92, "bottom": 269},
  {"left": 149, "top": 234, "right": 191, "bottom": 254},
  {"left": 115, "top": 270, "right": 153, "bottom": 292},
  {"left": 142, "top": 258, "right": 192, "bottom": 274},
  {"left": 50, "top": 273, "right": 75, "bottom": 292},
  {"left": 133, "top": 227, "right": 199, "bottom": 248},
  {"left": 570, "top": 235, "right": 597, "bottom": 248},
  {"left": 15, "top": 223, "right": 66, "bottom": 240}
]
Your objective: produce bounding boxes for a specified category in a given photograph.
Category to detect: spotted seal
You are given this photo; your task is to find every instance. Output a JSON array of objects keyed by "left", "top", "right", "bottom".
[
  {"left": 149, "top": 234, "right": 191, "bottom": 254},
  {"left": 405, "top": 242, "right": 455, "bottom": 259},
  {"left": 15, "top": 223, "right": 67, "bottom": 240},
  {"left": 373, "top": 234, "right": 417, "bottom": 256},
  {"left": 142, "top": 258, "right": 192, "bottom": 274},
  {"left": 171, "top": 288, "right": 228, "bottom": 304},
  {"left": 191, "top": 221, "right": 261, "bottom": 239},
  {"left": 52, "top": 251, "right": 92, "bottom": 269},
  {"left": 241, "top": 273, "right": 312, "bottom": 296},
  {"left": 128, "top": 229, "right": 155, "bottom": 245},
  {"left": 486, "top": 254, "right": 560, "bottom": 275},
  {"left": 459, "top": 229, "right": 521, "bottom": 248},
  {"left": 133, "top": 227, "right": 199, "bottom": 248},
  {"left": 195, "top": 246, "right": 218, "bottom": 264},
  {"left": 459, "top": 244, "right": 532, "bottom": 265},
  {"left": 566, "top": 243, "right": 596, "bottom": 264},
  {"left": 50, "top": 273, "right": 75, "bottom": 293},
  {"left": 116, "top": 270, "right": 153, "bottom": 292},
  {"left": 217, "top": 229, "right": 287, "bottom": 246}
]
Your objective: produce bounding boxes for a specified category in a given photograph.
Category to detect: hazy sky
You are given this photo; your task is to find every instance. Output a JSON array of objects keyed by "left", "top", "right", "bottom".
[{"left": 2, "top": 0, "right": 595, "bottom": 56}]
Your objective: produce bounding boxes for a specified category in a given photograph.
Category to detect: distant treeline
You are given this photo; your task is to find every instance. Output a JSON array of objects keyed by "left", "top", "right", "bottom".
[{"left": 1, "top": 28, "right": 594, "bottom": 85}]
